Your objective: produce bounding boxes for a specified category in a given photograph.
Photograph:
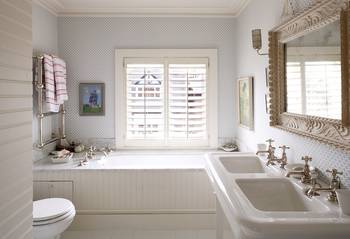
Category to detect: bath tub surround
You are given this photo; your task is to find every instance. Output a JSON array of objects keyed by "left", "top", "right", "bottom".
[{"left": 33, "top": 151, "right": 216, "bottom": 231}]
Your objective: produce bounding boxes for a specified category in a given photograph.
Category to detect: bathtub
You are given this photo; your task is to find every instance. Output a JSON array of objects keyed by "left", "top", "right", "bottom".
[
  {"left": 34, "top": 150, "right": 215, "bottom": 171},
  {"left": 33, "top": 150, "right": 217, "bottom": 231}
]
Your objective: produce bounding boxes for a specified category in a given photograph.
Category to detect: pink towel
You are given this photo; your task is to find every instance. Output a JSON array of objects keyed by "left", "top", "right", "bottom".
[
  {"left": 43, "top": 54, "right": 60, "bottom": 112},
  {"left": 53, "top": 56, "right": 68, "bottom": 104}
]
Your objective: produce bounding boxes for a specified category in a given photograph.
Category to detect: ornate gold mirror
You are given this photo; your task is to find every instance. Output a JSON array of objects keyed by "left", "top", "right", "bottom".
[{"left": 268, "top": 0, "right": 350, "bottom": 152}]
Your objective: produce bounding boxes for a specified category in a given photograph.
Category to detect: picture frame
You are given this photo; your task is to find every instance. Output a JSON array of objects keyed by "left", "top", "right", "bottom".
[
  {"left": 237, "top": 77, "right": 254, "bottom": 130},
  {"left": 265, "top": 67, "right": 269, "bottom": 87},
  {"left": 79, "top": 83, "right": 105, "bottom": 116},
  {"left": 265, "top": 94, "right": 269, "bottom": 114}
]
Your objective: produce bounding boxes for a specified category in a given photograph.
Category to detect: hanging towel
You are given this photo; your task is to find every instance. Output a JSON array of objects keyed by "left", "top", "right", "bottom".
[
  {"left": 53, "top": 56, "right": 68, "bottom": 104},
  {"left": 43, "top": 54, "right": 60, "bottom": 112}
]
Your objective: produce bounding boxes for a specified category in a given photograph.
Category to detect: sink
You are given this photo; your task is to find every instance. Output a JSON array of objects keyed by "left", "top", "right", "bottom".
[
  {"left": 236, "top": 178, "right": 308, "bottom": 212},
  {"left": 218, "top": 155, "right": 265, "bottom": 173},
  {"left": 205, "top": 152, "right": 350, "bottom": 239}
]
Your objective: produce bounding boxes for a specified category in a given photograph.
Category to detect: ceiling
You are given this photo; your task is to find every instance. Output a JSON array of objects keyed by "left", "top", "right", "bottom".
[{"left": 34, "top": 0, "right": 250, "bottom": 17}]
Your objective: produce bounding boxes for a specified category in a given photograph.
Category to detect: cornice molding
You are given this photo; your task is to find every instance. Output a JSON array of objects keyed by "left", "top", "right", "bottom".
[
  {"left": 33, "top": 0, "right": 250, "bottom": 18},
  {"left": 58, "top": 8, "right": 238, "bottom": 18}
]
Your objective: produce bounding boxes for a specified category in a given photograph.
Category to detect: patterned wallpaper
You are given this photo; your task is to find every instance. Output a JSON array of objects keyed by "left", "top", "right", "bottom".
[
  {"left": 236, "top": 0, "right": 350, "bottom": 188},
  {"left": 48, "top": 1, "right": 350, "bottom": 189},
  {"left": 32, "top": 4, "right": 59, "bottom": 161},
  {"left": 57, "top": 17, "right": 237, "bottom": 146}
]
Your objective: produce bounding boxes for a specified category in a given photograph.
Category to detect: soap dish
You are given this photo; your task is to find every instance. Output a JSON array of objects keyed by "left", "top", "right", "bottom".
[
  {"left": 336, "top": 189, "right": 350, "bottom": 215},
  {"left": 219, "top": 143, "right": 238, "bottom": 152},
  {"left": 51, "top": 153, "right": 73, "bottom": 164}
]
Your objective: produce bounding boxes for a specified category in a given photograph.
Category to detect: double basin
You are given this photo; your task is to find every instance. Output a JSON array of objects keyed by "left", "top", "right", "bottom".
[{"left": 205, "top": 153, "right": 350, "bottom": 239}]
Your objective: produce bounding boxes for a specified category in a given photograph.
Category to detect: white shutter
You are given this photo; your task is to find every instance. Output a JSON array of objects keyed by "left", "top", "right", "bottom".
[
  {"left": 168, "top": 63, "right": 207, "bottom": 139},
  {"left": 126, "top": 63, "right": 165, "bottom": 139},
  {"left": 124, "top": 58, "right": 209, "bottom": 146}
]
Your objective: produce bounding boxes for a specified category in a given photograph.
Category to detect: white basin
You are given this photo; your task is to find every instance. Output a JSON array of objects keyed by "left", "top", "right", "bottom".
[
  {"left": 205, "top": 152, "right": 350, "bottom": 239},
  {"left": 236, "top": 178, "right": 309, "bottom": 212},
  {"left": 218, "top": 155, "right": 265, "bottom": 173}
]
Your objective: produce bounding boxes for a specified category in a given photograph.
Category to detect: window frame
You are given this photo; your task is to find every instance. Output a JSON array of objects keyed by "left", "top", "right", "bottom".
[{"left": 115, "top": 49, "right": 218, "bottom": 149}]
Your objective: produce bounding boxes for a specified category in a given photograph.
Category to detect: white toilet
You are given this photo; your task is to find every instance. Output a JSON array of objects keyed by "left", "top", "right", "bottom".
[{"left": 33, "top": 198, "right": 76, "bottom": 239}]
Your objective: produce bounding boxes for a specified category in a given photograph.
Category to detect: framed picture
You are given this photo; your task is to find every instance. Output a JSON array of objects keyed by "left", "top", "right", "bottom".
[
  {"left": 79, "top": 83, "right": 105, "bottom": 116},
  {"left": 237, "top": 77, "right": 254, "bottom": 130}
]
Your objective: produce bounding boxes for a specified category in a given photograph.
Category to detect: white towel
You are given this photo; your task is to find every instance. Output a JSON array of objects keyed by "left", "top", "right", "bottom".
[
  {"left": 43, "top": 54, "right": 60, "bottom": 112},
  {"left": 53, "top": 56, "right": 68, "bottom": 104}
]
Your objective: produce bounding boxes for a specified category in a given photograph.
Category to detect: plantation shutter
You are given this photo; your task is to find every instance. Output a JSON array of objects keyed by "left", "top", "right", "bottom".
[
  {"left": 124, "top": 58, "right": 208, "bottom": 145},
  {"left": 126, "top": 63, "right": 165, "bottom": 139},
  {"left": 168, "top": 62, "right": 207, "bottom": 139}
]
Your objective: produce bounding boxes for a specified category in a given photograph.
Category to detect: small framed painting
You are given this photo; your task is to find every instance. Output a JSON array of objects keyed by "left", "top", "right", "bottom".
[
  {"left": 237, "top": 77, "right": 254, "bottom": 130},
  {"left": 79, "top": 83, "right": 105, "bottom": 116}
]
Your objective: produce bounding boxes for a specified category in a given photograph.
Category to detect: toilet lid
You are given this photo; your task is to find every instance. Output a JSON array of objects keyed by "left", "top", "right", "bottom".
[
  {"left": 33, "top": 208, "right": 75, "bottom": 226},
  {"left": 33, "top": 198, "right": 74, "bottom": 221}
]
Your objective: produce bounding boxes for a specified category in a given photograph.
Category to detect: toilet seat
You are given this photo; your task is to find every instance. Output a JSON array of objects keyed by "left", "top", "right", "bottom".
[
  {"left": 33, "top": 198, "right": 76, "bottom": 239},
  {"left": 33, "top": 198, "right": 74, "bottom": 222},
  {"left": 33, "top": 209, "right": 75, "bottom": 226},
  {"left": 33, "top": 209, "right": 76, "bottom": 239}
]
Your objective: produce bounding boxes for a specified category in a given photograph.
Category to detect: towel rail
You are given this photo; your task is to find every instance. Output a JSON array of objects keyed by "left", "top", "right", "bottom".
[{"left": 33, "top": 56, "right": 66, "bottom": 149}]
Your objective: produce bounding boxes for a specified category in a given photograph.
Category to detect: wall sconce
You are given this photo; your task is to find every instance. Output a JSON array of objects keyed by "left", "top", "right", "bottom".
[{"left": 252, "top": 29, "right": 268, "bottom": 56}]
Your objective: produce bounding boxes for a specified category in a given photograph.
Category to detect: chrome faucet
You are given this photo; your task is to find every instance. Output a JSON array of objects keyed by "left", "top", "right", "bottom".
[
  {"left": 305, "top": 168, "right": 343, "bottom": 202},
  {"left": 100, "top": 145, "right": 115, "bottom": 157},
  {"left": 276, "top": 145, "right": 289, "bottom": 169},
  {"left": 98, "top": 145, "right": 115, "bottom": 158},
  {"left": 79, "top": 145, "right": 97, "bottom": 166},
  {"left": 286, "top": 156, "right": 312, "bottom": 184},
  {"left": 256, "top": 139, "right": 278, "bottom": 166},
  {"left": 86, "top": 145, "right": 97, "bottom": 160}
]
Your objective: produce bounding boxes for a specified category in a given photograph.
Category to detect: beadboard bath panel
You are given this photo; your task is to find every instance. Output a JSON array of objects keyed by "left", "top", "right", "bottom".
[{"left": 34, "top": 169, "right": 215, "bottom": 213}]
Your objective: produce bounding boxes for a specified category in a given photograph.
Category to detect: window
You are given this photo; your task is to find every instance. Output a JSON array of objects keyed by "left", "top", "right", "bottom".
[{"left": 116, "top": 49, "right": 218, "bottom": 148}]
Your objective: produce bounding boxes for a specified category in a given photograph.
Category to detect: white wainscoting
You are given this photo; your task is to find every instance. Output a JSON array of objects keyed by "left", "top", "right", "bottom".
[
  {"left": 34, "top": 168, "right": 216, "bottom": 230},
  {"left": 34, "top": 169, "right": 215, "bottom": 213}
]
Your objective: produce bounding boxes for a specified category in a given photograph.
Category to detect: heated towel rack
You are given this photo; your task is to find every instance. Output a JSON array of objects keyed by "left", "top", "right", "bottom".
[{"left": 33, "top": 56, "right": 66, "bottom": 149}]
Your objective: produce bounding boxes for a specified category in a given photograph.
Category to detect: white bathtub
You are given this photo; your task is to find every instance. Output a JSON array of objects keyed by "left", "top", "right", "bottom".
[
  {"left": 34, "top": 150, "right": 215, "bottom": 171},
  {"left": 33, "top": 150, "right": 217, "bottom": 217}
]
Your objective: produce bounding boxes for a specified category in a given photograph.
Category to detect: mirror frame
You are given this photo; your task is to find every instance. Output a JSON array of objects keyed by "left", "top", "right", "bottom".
[{"left": 268, "top": 0, "right": 350, "bottom": 152}]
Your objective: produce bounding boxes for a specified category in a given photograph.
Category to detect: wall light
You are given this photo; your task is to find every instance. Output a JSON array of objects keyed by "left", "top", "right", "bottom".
[{"left": 252, "top": 29, "right": 268, "bottom": 56}]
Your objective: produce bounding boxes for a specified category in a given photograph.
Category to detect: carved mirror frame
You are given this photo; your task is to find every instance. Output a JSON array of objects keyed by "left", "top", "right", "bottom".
[{"left": 268, "top": 0, "right": 350, "bottom": 152}]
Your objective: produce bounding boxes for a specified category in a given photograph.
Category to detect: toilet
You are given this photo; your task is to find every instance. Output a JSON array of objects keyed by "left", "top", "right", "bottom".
[{"left": 33, "top": 198, "right": 76, "bottom": 239}]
